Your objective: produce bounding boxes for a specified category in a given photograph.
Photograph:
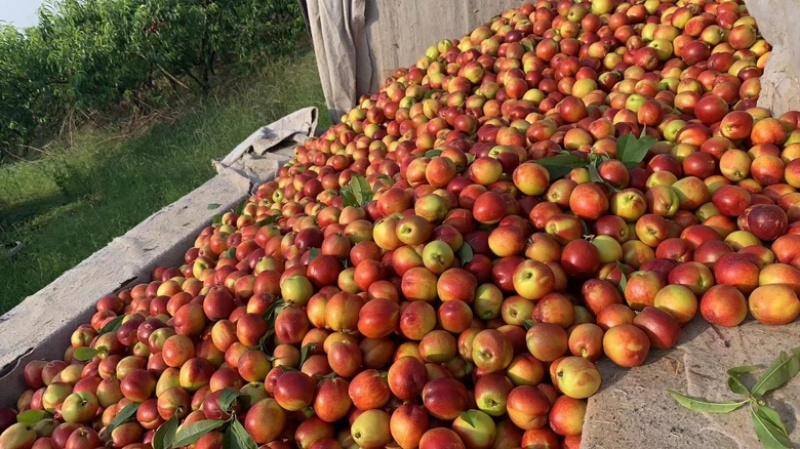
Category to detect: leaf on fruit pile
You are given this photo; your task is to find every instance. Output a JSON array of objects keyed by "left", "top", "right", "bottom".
[
  {"left": 98, "top": 315, "right": 125, "bottom": 335},
  {"left": 425, "top": 149, "right": 443, "bottom": 158},
  {"left": 172, "top": 419, "right": 227, "bottom": 448},
  {"left": 616, "top": 262, "right": 628, "bottom": 292},
  {"left": 256, "top": 215, "right": 280, "bottom": 227},
  {"left": 668, "top": 391, "right": 748, "bottom": 413},
  {"left": 259, "top": 330, "right": 274, "bottom": 353},
  {"left": 341, "top": 175, "right": 373, "bottom": 208},
  {"left": 262, "top": 300, "right": 285, "bottom": 324},
  {"left": 460, "top": 410, "right": 480, "bottom": 428},
  {"left": 218, "top": 388, "right": 242, "bottom": 414},
  {"left": 616, "top": 129, "right": 657, "bottom": 169},
  {"left": 73, "top": 347, "right": 100, "bottom": 361},
  {"left": 751, "top": 348, "right": 800, "bottom": 398},
  {"left": 751, "top": 406, "right": 794, "bottom": 449},
  {"left": 587, "top": 162, "right": 604, "bottom": 184},
  {"left": 213, "top": 215, "right": 223, "bottom": 227},
  {"left": 300, "top": 344, "right": 314, "bottom": 366},
  {"left": 457, "top": 242, "right": 474, "bottom": 264},
  {"left": 16, "top": 410, "right": 50, "bottom": 425},
  {"left": 235, "top": 200, "right": 247, "bottom": 216},
  {"left": 223, "top": 420, "right": 258, "bottom": 449},
  {"left": 152, "top": 415, "right": 179, "bottom": 449},
  {"left": 106, "top": 402, "right": 141, "bottom": 435},
  {"left": 523, "top": 319, "right": 536, "bottom": 330},
  {"left": 535, "top": 153, "right": 587, "bottom": 180},
  {"left": 308, "top": 248, "right": 320, "bottom": 263},
  {"left": 207, "top": 203, "right": 221, "bottom": 210}
]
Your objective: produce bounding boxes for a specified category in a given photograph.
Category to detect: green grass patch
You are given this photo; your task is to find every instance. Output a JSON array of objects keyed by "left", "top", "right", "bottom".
[{"left": 0, "top": 50, "right": 329, "bottom": 314}]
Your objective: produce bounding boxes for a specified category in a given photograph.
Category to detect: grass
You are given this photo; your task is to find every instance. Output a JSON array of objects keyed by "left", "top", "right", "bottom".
[{"left": 0, "top": 50, "right": 330, "bottom": 314}]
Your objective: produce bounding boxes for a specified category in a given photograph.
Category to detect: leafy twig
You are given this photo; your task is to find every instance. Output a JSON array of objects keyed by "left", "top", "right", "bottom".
[{"left": 669, "top": 347, "right": 800, "bottom": 449}]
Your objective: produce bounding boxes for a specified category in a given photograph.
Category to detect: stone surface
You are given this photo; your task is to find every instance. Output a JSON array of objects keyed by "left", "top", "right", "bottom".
[
  {"left": 746, "top": 0, "right": 800, "bottom": 117},
  {"left": 583, "top": 319, "right": 800, "bottom": 448}
]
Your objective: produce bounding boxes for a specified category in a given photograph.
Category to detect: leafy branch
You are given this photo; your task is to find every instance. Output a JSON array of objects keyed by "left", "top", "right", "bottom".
[
  {"left": 535, "top": 128, "right": 657, "bottom": 182},
  {"left": 340, "top": 174, "right": 373, "bottom": 208},
  {"left": 152, "top": 388, "right": 257, "bottom": 449},
  {"left": 669, "top": 347, "right": 800, "bottom": 449}
]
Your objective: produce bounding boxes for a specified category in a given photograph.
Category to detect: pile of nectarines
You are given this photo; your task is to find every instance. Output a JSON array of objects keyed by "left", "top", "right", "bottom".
[{"left": 2, "top": 1, "right": 799, "bottom": 448}]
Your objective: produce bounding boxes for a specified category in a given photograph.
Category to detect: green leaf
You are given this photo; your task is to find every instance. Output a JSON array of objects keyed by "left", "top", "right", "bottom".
[
  {"left": 728, "top": 375, "right": 751, "bottom": 397},
  {"left": 107, "top": 402, "right": 140, "bottom": 435},
  {"left": 668, "top": 391, "right": 747, "bottom": 413},
  {"left": 98, "top": 315, "right": 125, "bottom": 335},
  {"left": 756, "top": 406, "right": 790, "bottom": 437},
  {"left": 523, "top": 319, "right": 535, "bottom": 330},
  {"left": 459, "top": 410, "right": 478, "bottom": 427},
  {"left": 457, "top": 242, "right": 474, "bottom": 264},
  {"left": 751, "top": 406, "right": 793, "bottom": 449},
  {"left": 616, "top": 132, "right": 657, "bottom": 168},
  {"left": 535, "top": 153, "right": 588, "bottom": 180},
  {"left": 207, "top": 203, "right": 221, "bottom": 210},
  {"left": 256, "top": 215, "right": 279, "bottom": 227},
  {"left": 16, "top": 410, "right": 51, "bottom": 425},
  {"left": 213, "top": 215, "right": 223, "bottom": 227},
  {"left": 617, "top": 262, "right": 628, "bottom": 292},
  {"left": 307, "top": 248, "right": 320, "bottom": 263},
  {"left": 350, "top": 179, "right": 364, "bottom": 205},
  {"left": 262, "top": 300, "right": 285, "bottom": 324},
  {"left": 223, "top": 419, "right": 258, "bottom": 449},
  {"left": 729, "top": 365, "right": 760, "bottom": 376},
  {"left": 235, "top": 200, "right": 247, "bottom": 216},
  {"left": 752, "top": 348, "right": 800, "bottom": 398},
  {"left": 218, "top": 388, "right": 242, "bottom": 414},
  {"left": 728, "top": 376, "right": 750, "bottom": 397},
  {"left": 354, "top": 175, "right": 373, "bottom": 206},
  {"left": 152, "top": 415, "right": 179, "bottom": 449},
  {"left": 728, "top": 365, "right": 760, "bottom": 397},
  {"left": 587, "top": 162, "right": 604, "bottom": 184},
  {"left": 172, "top": 419, "right": 227, "bottom": 448},
  {"left": 425, "top": 149, "right": 443, "bottom": 158},
  {"left": 300, "top": 344, "right": 313, "bottom": 366},
  {"left": 340, "top": 180, "right": 358, "bottom": 207},
  {"left": 73, "top": 347, "right": 100, "bottom": 361}
]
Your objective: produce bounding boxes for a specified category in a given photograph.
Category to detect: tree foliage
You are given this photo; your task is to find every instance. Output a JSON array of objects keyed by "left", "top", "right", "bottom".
[{"left": 0, "top": 0, "right": 304, "bottom": 158}]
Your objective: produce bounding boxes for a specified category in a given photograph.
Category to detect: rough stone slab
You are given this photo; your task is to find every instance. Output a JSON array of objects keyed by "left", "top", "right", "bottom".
[{"left": 583, "top": 320, "right": 800, "bottom": 448}]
